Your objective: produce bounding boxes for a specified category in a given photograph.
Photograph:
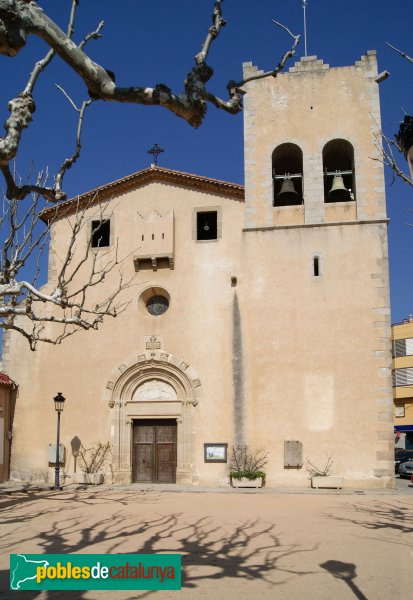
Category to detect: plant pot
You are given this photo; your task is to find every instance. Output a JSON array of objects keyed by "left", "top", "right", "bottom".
[
  {"left": 231, "top": 477, "right": 263, "bottom": 488},
  {"left": 74, "top": 472, "right": 104, "bottom": 485},
  {"left": 311, "top": 476, "right": 343, "bottom": 489}
]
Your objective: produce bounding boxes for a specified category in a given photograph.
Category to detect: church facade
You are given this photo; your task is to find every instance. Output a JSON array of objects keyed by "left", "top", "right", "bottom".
[{"left": 3, "top": 52, "right": 394, "bottom": 488}]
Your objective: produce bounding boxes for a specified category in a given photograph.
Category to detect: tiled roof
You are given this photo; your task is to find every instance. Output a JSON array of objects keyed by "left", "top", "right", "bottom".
[
  {"left": 41, "top": 166, "right": 245, "bottom": 222},
  {"left": 0, "top": 372, "right": 15, "bottom": 387}
]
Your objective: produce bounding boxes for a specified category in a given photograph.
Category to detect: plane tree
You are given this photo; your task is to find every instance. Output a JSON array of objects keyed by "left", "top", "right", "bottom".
[
  {"left": 378, "top": 42, "right": 413, "bottom": 187},
  {"left": 0, "top": 0, "right": 299, "bottom": 349}
]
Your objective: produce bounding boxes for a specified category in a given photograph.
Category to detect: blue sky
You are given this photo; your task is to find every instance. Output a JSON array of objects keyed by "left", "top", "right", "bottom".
[{"left": 0, "top": 0, "right": 412, "bottom": 324}]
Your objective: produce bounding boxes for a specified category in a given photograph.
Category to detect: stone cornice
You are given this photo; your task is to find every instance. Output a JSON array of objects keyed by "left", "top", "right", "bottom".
[
  {"left": 243, "top": 218, "right": 389, "bottom": 233},
  {"left": 41, "top": 166, "right": 245, "bottom": 223}
]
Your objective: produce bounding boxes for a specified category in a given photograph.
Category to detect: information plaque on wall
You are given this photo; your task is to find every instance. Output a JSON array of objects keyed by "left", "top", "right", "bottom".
[{"left": 284, "top": 441, "right": 303, "bottom": 467}]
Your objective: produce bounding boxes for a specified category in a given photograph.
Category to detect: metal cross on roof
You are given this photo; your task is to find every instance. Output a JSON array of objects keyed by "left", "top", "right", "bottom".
[{"left": 147, "top": 143, "right": 165, "bottom": 166}]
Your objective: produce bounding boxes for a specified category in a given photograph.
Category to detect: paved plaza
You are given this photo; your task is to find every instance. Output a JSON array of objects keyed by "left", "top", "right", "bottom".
[{"left": 0, "top": 484, "right": 411, "bottom": 599}]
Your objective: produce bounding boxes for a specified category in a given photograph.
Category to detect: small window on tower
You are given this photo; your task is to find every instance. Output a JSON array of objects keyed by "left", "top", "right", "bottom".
[
  {"left": 91, "top": 219, "right": 110, "bottom": 248},
  {"left": 197, "top": 211, "right": 217, "bottom": 241},
  {"left": 313, "top": 256, "right": 320, "bottom": 277}
]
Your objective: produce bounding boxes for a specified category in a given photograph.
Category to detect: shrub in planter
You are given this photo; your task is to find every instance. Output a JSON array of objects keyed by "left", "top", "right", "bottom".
[
  {"left": 229, "top": 446, "right": 268, "bottom": 488},
  {"left": 76, "top": 441, "right": 111, "bottom": 485},
  {"left": 230, "top": 469, "right": 266, "bottom": 481},
  {"left": 74, "top": 472, "right": 104, "bottom": 485},
  {"left": 305, "top": 455, "right": 334, "bottom": 478},
  {"left": 305, "top": 455, "right": 343, "bottom": 489}
]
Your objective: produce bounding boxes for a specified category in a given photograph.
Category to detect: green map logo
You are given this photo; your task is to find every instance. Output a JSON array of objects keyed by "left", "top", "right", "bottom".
[
  {"left": 11, "top": 555, "right": 50, "bottom": 590},
  {"left": 10, "top": 554, "right": 181, "bottom": 591}
]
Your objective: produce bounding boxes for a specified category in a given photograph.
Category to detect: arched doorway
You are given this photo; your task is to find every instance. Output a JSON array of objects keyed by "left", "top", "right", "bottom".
[{"left": 103, "top": 350, "right": 202, "bottom": 485}]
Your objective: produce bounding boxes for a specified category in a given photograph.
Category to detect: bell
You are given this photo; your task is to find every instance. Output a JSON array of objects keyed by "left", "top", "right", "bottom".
[
  {"left": 328, "top": 174, "right": 350, "bottom": 201},
  {"left": 277, "top": 178, "right": 299, "bottom": 203}
]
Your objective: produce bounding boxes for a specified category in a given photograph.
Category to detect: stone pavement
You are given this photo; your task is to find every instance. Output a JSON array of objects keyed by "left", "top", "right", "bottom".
[{"left": 0, "top": 482, "right": 412, "bottom": 600}]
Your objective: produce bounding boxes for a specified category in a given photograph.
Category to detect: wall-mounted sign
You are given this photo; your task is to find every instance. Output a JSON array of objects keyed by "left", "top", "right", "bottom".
[{"left": 204, "top": 443, "right": 228, "bottom": 463}]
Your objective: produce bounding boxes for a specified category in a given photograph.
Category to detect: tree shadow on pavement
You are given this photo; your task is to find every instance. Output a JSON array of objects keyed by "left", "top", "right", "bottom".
[
  {"left": 0, "top": 489, "right": 168, "bottom": 526},
  {"left": 0, "top": 499, "right": 319, "bottom": 599},
  {"left": 0, "top": 488, "right": 163, "bottom": 512},
  {"left": 323, "top": 499, "right": 413, "bottom": 541}
]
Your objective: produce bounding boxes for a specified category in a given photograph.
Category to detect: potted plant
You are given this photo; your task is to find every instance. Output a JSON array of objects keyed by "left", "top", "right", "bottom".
[
  {"left": 75, "top": 441, "right": 111, "bottom": 485},
  {"left": 306, "top": 455, "right": 343, "bottom": 489},
  {"left": 229, "top": 445, "right": 268, "bottom": 488}
]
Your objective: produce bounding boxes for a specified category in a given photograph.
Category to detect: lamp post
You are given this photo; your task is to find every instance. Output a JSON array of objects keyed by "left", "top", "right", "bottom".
[{"left": 53, "top": 392, "right": 65, "bottom": 490}]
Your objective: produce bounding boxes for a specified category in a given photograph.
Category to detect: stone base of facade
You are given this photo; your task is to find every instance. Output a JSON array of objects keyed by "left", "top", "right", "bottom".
[
  {"left": 176, "top": 469, "right": 193, "bottom": 485},
  {"left": 9, "top": 466, "right": 395, "bottom": 490}
]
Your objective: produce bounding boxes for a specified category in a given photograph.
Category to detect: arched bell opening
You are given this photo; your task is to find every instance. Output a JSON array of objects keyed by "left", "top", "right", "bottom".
[
  {"left": 323, "top": 139, "right": 355, "bottom": 203},
  {"left": 272, "top": 143, "right": 303, "bottom": 207}
]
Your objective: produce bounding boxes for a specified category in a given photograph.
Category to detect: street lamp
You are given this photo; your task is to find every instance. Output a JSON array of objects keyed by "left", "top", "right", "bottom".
[{"left": 53, "top": 392, "right": 65, "bottom": 490}]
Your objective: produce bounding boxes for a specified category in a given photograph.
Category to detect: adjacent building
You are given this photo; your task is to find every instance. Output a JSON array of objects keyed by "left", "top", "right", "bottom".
[
  {"left": 392, "top": 316, "right": 413, "bottom": 449},
  {"left": 0, "top": 372, "right": 16, "bottom": 483}
]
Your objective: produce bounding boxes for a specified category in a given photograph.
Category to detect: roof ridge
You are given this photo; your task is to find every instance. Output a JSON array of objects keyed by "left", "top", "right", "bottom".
[{"left": 41, "top": 166, "right": 245, "bottom": 222}]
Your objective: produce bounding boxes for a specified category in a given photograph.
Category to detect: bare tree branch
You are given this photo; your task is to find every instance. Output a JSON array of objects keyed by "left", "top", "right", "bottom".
[
  {"left": 0, "top": 0, "right": 299, "bottom": 349},
  {"left": 0, "top": 94, "right": 35, "bottom": 166},
  {"left": 373, "top": 127, "right": 413, "bottom": 187},
  {"left": 386, "top": 42, "right": 413, "bottom": 65},
  {"left": 0, "top": 193, "right": 136, "bottom": 350},
  {"left": 234, "top": 20, "right": 300, "bottom": 86},
  {"left": 192, "top": 14, "right": 300, "bottom": 117},
  {"left": 78, "top": 20, "right": 104, "bottom": 51},
  {"left": 376, "top": 42, "right": 413, "bottom": 188},
  {"left": 24, "top": 0, "right": 81, "bottom": 97},
  {"left": 54, "top": 87, "right": 93, "bottom": 196},
  {"left": 2, "top": 0, "right": 99, "bottom": 202},
  {"left": 196, "top": 0, "right": 226, "bottom": 66},
  {"left": 0, "top": 0, "right": 299, "bottom": 132},
  {"left": 0, "top": 0, "right": 299, "bottom": 204},
  {"left": 1, "top": 164, "right": 60, "bottom": 202}
]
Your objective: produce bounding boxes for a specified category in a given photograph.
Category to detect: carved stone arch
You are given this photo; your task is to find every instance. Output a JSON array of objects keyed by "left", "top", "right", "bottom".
[
  {"left": 103, "top": 350, "right": 202, "bottom": 485},
  {"left": 103, "top": 350, "right": 202, "bottom": 407}
]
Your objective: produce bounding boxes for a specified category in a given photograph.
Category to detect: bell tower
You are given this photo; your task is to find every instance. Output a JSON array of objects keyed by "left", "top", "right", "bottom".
[
  {"left": 238, "top": 52, "right": 394, "bottom": 488},
  {"left": 242, "top": 52, "right": 386, "bottom": 228}
]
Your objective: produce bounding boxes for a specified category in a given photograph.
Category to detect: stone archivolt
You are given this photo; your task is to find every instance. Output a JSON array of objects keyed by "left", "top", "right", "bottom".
[{"left": 103, "top": 349, "right": 202, "bottom": 408}]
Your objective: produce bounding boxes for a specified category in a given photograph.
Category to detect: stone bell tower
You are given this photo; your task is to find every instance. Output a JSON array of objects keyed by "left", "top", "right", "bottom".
[
  {"left": 238, "top": 52, "right": 394, "bottom": 488},
  {"left": 242, "top": 51, "right": 386, "bottom": 228}
]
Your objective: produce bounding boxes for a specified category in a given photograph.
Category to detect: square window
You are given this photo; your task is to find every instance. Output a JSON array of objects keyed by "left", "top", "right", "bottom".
[
  {"left": 395, "top": 405, "right": 405, "bottom": 418},
  {"left": 197, "top": 211, "right": 217, "bottom": 241},
  {"left": 91, "top": 219, "right": 110, "bottom": 248}
]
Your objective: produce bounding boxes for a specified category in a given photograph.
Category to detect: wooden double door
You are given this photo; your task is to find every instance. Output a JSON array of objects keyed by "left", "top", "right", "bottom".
[{"left": 132, "top": 419, "right": 177, "bottom": 483}]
